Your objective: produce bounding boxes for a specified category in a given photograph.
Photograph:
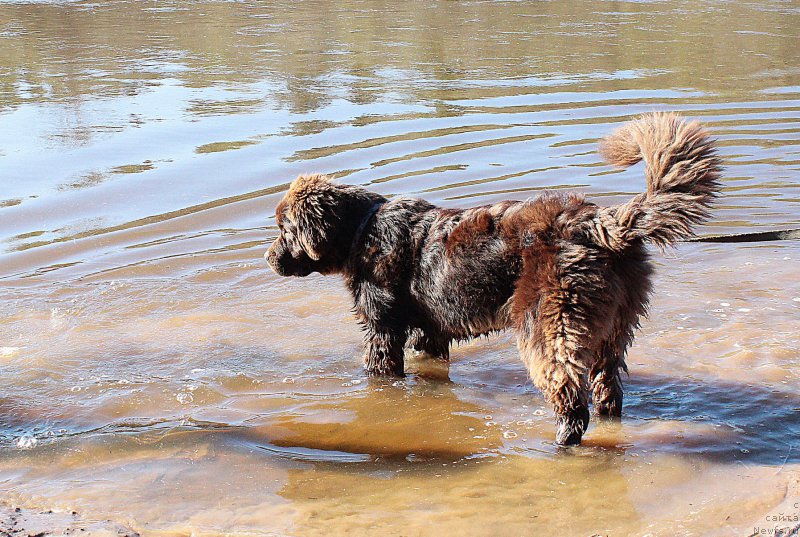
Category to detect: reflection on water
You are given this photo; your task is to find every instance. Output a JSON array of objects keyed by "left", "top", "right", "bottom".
[{"left": 0, "top": 0, "right": 799, "bottom": 535}]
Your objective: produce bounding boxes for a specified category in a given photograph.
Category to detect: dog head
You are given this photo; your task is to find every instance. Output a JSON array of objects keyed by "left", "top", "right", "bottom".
[{"left": 265, "top": 174, "right": 383, "bottom": 277}]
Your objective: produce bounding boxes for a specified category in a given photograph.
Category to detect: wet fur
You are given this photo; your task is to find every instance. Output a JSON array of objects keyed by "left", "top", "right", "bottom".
[{"left": 265, "top": 113, "right": 722, "bottom": 445}]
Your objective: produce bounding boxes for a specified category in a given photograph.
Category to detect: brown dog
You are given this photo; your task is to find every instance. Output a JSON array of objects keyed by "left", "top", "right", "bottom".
[{"left": 265, "top": 113, "right": 722, "bottom": 445}]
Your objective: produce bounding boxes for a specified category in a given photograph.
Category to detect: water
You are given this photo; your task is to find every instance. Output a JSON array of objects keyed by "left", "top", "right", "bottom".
[{"left": 1, "top": 0, "right": 799, "bottom": 535}]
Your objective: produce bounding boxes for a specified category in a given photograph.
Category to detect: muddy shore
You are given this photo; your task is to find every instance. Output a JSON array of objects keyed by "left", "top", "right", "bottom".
[{"left": 0, "top": 503, "right": 139, "bottom": 537}]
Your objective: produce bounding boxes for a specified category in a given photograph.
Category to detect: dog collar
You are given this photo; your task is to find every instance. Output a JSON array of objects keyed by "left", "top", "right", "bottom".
[{"left": 350, "top": 202, "right": 384, "bottom": 255}]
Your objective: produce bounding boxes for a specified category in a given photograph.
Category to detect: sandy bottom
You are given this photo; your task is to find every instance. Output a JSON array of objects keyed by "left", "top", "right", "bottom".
[{"left": 0, "top": 502, "right": 139, "bottom": 536}]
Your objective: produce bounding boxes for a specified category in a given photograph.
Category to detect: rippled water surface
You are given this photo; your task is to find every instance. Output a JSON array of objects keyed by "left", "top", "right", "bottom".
[{"left": 1, "top": 1, "right": 799, "bottom": 535}]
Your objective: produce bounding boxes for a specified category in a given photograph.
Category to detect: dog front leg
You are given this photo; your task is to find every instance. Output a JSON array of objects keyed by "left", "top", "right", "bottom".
[{"left": 364, "top": 329, "right": 407, "bottom": 377}]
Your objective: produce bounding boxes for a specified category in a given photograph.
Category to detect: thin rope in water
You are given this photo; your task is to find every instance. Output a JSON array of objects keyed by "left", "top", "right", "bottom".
[{"left": 683, "top": 228, "right": 800, "bottom": 243}]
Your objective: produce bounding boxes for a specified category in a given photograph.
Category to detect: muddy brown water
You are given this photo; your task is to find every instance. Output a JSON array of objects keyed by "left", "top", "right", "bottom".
[{"left": 1, "top": 1, "right": 799, "bottom": 536}]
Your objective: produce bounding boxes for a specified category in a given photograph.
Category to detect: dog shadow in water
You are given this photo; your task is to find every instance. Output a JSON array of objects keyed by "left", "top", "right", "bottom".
[
  {"left": 244, "top": 369, "right": 505, "bottom": 464},
  {"left": 616, "top": 370, "right": 800, "bottom": 466},
  {"left": 241, "top": 348, "right": 800, "bottom": 469}
]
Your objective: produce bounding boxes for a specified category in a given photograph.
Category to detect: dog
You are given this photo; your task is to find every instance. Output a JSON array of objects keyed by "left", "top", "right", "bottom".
[{"left": 265, "top": 113, "right": 722, "bottom": 445}]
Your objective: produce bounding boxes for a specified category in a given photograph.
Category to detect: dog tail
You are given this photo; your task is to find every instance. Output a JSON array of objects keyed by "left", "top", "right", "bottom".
[{"left": 592, "top": 112, "right": 722, "bottom": 249}]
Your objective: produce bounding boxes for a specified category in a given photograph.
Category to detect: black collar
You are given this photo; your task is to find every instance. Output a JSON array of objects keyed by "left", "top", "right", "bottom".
[{"left": 350, "top": 202, "right": 384, "bottom": 255}]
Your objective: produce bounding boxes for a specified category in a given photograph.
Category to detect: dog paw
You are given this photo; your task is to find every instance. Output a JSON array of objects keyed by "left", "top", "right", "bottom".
[{"left": 555, "top": 407, "right": 590, "bottom": 446}]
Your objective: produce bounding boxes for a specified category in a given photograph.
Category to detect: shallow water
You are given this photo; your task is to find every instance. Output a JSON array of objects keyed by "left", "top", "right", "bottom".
[{"left": 1, "top": 0, "right": 799, "bottom": 535}]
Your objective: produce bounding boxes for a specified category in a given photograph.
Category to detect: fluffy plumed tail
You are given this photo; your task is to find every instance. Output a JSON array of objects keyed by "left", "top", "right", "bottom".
[{"left": 595, "top": 112, "right": 722, "bottom": 249}]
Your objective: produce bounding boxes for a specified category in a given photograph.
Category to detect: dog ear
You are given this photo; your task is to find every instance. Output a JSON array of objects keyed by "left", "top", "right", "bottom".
[
  {"left": 295, "top": 210, "right": 335, "bottom": 261},
  {"left": 287, "top": 174, "right": 338, "bottom": 261}
]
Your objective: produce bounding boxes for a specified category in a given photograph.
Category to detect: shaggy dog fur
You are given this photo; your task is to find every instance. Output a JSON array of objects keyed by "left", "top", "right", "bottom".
[{"left": 265, "top": 113, "right": 722, "bottom": 445}]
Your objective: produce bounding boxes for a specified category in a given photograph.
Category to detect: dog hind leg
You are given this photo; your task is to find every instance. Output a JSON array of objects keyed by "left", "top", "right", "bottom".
[
  {"left": 590, "top": 339, "right": 625, "bottom": 417},
  {"left": 516, "top": 299, "right": 595, "bottom": 446},
  {"left": 591, "top": 265, "right": 650, "bottom": 417}
]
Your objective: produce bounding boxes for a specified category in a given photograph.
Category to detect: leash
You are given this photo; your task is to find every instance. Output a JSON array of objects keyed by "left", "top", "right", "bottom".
[{"left": 683, "top": 228, "right": 800, "bottom": 243}]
